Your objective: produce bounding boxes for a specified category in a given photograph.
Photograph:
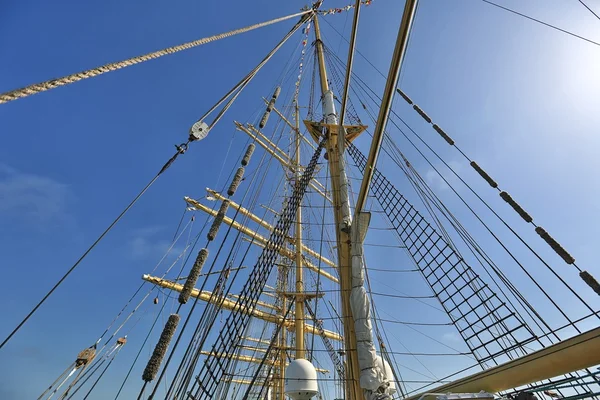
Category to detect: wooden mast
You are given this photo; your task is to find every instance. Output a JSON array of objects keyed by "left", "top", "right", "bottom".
[
  {"left": 294, "top": 102, "right": 306, "bottom": 361},
  {"left": 312, "top": 15, "right": 363, "bottom": 400},
  {"left": 277, "top": 254, "right": 288, "bottom": 400}
]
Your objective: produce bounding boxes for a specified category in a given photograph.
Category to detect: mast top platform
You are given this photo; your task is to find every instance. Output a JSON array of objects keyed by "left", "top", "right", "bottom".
[{"left": 303, "top": 120, "right": 367, "bottom": 144}]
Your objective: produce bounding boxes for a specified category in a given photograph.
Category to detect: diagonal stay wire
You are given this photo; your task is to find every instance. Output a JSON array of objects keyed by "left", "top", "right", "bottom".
[
  {"left": 0, "top": 10, "right": 313, "bottom": 104},
  {"left": 479, "top": 0, "right": 600, "bottom": 47},
  {"left": 114, "top": 288, "right": 169, "bottom": 399},
  {"left": 577, "top": 0, "right": 600, "bottom": 21},
  {"left": 114, "top": 218, "right": 209, "bottom": 400},
  {"left": 0, "top": 149, "right": 182, "bottom": 350},
  {"left": 242, "top": 301, "right": 295, "bottom": 399},
  {"left": 2, "top": 11, "right": 312, "bottom": 351}
]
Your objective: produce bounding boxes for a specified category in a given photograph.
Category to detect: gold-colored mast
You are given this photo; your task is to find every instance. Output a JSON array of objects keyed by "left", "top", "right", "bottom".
[
  {"left": 277, "top": 259, "right": 287, "bottom": 400},
  {"left": 294, "top": 101, "right": 306, "bottom": 360},
  {"left": 312, "top": 15, "right": 363, "bottom": 400}
]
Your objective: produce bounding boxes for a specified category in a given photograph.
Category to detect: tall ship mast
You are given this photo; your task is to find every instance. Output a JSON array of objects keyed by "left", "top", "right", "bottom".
[{"left": 1, "top": 1, "right": 600, "bottom": 400}]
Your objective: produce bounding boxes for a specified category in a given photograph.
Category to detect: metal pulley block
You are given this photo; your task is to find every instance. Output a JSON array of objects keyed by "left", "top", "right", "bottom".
[{"left": 189, "top": 121, "right": 210, "bottom": 141}]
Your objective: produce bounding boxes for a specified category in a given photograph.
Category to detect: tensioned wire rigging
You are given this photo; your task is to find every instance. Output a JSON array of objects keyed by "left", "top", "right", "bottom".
[
  {"left": 139, "top": 47, "right": 324, "bottom": 396},
  {"left": 38, "top": 215, "right": 201, "bottom": 399},
  {"left": 36, "top": 10, "right": 325, "bottom": 398},
  {"left": 191, "top": 137, "right": 327, "bottom": 398},
  {"left": 148, "top": 90, "right": 298, "bottom": 398},
  {"left": 312, "top": 26, "right": 596, "bottom": 396},
  {"left": 133, "top": 107, "right": 291, "bottom": 398},
  {"left": 164, "top": 119, "right": 296, "bottom": 398},
  {"left": 323, "top": 38, "right": 600, "bottom": 309},
  {"left": 322, "top": 4, "right": 600, "bottom": 294},
  {"left": 163, "top": 52, "right": 323, "bottom": 398},
  {"left": 0, "top": 8, "right": 314, "bottom": 353},
  {"left": 11, "top": 2, "right": 600, "bottom": 399}
]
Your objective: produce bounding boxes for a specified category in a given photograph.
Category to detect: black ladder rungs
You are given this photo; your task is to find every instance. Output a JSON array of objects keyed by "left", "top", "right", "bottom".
[
  {"left": 464, "top": 313, "right": 515, "bottom": 343},
  {"left": 447, "top": 285, "right": 493, "bottom": 315},
  {"left": 471, "top": 323, "right": 526, "bottom": 352}
]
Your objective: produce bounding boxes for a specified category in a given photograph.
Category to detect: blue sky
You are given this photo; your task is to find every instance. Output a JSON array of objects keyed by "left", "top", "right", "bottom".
[{"left": 1, "top": 0, "right": 600, "bottom": 398}]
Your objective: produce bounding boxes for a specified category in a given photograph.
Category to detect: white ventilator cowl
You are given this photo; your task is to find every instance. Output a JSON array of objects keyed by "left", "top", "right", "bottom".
[{"left": 284, "top": 358, "right": 318, "bottom": 399}]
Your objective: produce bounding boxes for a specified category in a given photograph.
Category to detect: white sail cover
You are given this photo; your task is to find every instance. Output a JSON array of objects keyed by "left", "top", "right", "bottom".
[{"left": 351, "top": 212, "right": 392, "bottom": 398}]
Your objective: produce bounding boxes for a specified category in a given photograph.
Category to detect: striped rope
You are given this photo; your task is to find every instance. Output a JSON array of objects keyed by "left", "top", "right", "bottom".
[{"left": 0, "top": 10, "right": 311, "bottom": 104}]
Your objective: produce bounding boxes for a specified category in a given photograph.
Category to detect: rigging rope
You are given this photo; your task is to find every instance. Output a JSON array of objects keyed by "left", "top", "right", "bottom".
[
  {"left": 577, "top": 0, "right": 600, "bottom": 22},
  {"left": 3, "top": 11, "right": 309, "bottom": 353},
  {"left": 167, "top": 101, "right": 296, "bottom": 398},
  {"left": 144, "top": 22, "right": 311, "bottom": 399},
  {"left": 395, "top": 89, "right": 600, "bottom": 296},
  {"left": 0, "top": 10, "right": 312, "bottom": 104},
  {"left": 160, "top": 124, "right": 289, "bottom": 397},
  {"left": 479, "top": 0, "right": 600, "bottom": 47},
  {"left": 326, "top": 44, "right": 600, "bottom": 316},
  {"left": 192, "top": 138, "right": 326, "bottom": 399},
  {"left": 0, "top": 143, "right": 192, "bottom": 351},
  {"left": 67, "top": 218, "right": 196, "bottom": 398}
]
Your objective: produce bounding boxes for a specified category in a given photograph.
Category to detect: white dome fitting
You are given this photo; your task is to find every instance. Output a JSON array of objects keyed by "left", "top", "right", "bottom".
[
  {"left": 376, "top": 355, "right": 397, "bottom": 395},
  {"left": 284, "top": 358, "right": 318, "bottom": 400}
]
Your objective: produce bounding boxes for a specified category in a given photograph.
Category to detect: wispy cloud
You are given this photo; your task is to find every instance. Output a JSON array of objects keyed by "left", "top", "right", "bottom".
[
  {"left": 0, "top": 164, "right": 74, "bottom": 226},
  {"left": 127, "top": 226, "right": 187, "bottom": 263},
  {"left": 442, "top": 332, "right": 460, "bottom": 342},
  {"left": 424, "top": 160, "right": 463, "bottom": 192}
]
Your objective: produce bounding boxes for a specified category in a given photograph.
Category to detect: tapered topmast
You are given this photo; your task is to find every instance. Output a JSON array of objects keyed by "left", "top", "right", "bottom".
[{"left": 311, "top": 14, "right": 363, "bottom": 400}]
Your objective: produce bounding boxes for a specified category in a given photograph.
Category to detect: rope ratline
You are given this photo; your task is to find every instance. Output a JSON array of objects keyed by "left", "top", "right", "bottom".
[
  {"left": 396, "top": 88, "right": 600, "bottom": 296},
  {"left": 0, "top": 11, "right": 311, "bottom": 104}
]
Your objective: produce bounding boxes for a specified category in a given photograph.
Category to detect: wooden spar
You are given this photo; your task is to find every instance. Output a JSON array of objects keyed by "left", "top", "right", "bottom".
[
  {"left": 225, "top": 379, "right": 265, "bottom": 385},
  {"left": 405, "top": 327, "right": 600, "bottom": 399},
  {"left": 262, "top": 97, "right": 317, "bottom": 150},
  {"left": 235, "top": 122, "right": 291, "bottom": 165},
  {"left": 237, "top": 344, "right": 269, "bottom": 353},
  {"left": 228, "top": 293, "right": 279, "bottom": 311},
  {"left": 185, "top": 197, "right": 339, "bottom": 283},
  {"left": 244, "top": 240, "right": 338, "bottom": 283},
  {"left": 234, "top": 122, "right": 331, "bottom": 202},
  {"left": 248, "top": 122, "right": 327, "bottom": 194},
  {"left": 142, "top": 274, "right": 343, "bottom": 341},
  {"left": 204, "top": 189, "right": 336, "bottom": 269},
  {"left": 200, "top": 351, "right": 330, "bottom": 373},
  {"left": 244, "top": 337, "right": 271, "bottom": 345},
  {"left": 246, "top": 123, "right": 290, "bottom": 161},
  {"left": 238, "top": 121, "right": 330, "bottom": 199},
  {"left": 261, "top": 291, "right": 277, "bottom": 299},
  {"left": 260, "top": 204, "right": 280, "bottom": 216}
]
